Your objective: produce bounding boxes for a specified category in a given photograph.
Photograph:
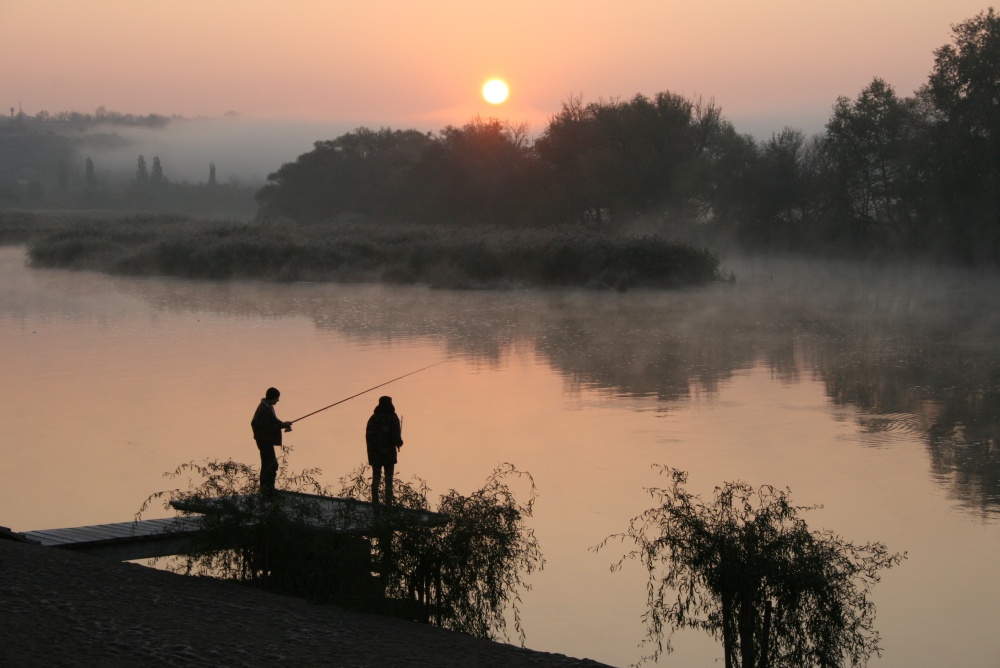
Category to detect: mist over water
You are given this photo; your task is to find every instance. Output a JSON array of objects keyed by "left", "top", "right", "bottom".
[
  {"left": 82, "top": 116, "right": 362, "bottom": 185},
  {"left": 2, "top": 247, "right": 999, "bottom": 666}
]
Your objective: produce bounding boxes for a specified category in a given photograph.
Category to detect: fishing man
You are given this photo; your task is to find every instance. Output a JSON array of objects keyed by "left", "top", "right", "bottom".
[
  {"left": 365, "top": 395, "right": 403, "bottom": 506},
  {"left": 251, "top": 387, "right": 292, "bottom": 495}
]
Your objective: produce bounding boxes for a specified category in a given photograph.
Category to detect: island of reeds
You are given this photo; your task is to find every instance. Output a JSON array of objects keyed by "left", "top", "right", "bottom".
[{"left": 5, "top": 211, "right": 726, "bottom": 290}]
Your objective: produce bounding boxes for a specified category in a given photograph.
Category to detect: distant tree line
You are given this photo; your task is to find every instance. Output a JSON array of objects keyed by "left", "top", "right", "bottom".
[
  {"left": 15, "top": 106, "right": 173, "bottom": 128},
  {"left": 0, "top": 108, "right": 256, "bottom": 218},
  {"left": 0, "top": 150, "right": 256, "bottom": 218},
  {"left": 257, "top": 9, "right": 1000, "bottom": 266}
]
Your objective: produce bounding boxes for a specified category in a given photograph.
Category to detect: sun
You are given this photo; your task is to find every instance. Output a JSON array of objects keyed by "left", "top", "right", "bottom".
[{"left": 482, "top": 79, "right": 509, "bottom": 105}]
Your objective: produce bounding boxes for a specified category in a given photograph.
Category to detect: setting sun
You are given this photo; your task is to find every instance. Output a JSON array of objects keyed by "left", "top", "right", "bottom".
[{"left": 482, "top": 79, "right": 509, "bottom": 104}]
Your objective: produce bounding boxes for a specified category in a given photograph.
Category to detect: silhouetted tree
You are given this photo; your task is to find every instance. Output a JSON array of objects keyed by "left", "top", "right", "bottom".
[
  {"left": 922, "top": 7, "right": 1000, "bottom": 263},
  {"left": 151, "top": 156, "right": 163, "bottom": 184},
  {"left": 536, "top": 92, "right": 728, "bottom": 226},
  {"left": 257, "top": 126, "right": 433, "bottom": 221},
  {"left": 416, "top": 116, "right": 541, "bottom": 224},
  {"left": 208, "top": 161, "right": 217, "bottom": 186},
  {"left": 736, "top": 129, "right": 824, "bottom": 250},
  {"left": 84, "top": 156, "right": 97, "bottom": 189},
  {"left": 599, "top": 467, "right": 905, "bottom": 667},
  {"left": 136, "top": 155, "right": 148, "bottom": 183},
  {"left": 824, "top": 78, "right": 925, "bottom": 249}
]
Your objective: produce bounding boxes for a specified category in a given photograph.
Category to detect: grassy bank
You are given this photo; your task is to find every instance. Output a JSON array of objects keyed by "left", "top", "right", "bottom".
[{"left": 4, "top": 211, "right": 725, "bottom": 289}]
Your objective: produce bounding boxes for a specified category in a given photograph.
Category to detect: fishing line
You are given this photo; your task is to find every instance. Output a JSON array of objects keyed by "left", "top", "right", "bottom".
[{"left": 289, "top": 360, "right": 448, "bottom": 424}]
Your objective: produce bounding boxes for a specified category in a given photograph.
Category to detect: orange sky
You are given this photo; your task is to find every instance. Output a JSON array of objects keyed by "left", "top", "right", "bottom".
[{"left": 0, "top": 0, "right": 992, "bottom": 136}]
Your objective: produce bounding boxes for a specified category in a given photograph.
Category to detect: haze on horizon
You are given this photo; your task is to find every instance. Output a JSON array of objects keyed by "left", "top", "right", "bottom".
[{"left": 2, "top": 1, "right": 993, "bottom": 183}]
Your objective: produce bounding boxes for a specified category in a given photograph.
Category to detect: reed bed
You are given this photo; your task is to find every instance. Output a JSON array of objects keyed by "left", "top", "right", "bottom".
[{"left": 8, "top": 212, "right": 724, "bottom": 289}]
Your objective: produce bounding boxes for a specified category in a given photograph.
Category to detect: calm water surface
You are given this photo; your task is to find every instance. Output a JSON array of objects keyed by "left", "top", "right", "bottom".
[{"left": 1, "top": 246, "right": 998, "bottom": 667}]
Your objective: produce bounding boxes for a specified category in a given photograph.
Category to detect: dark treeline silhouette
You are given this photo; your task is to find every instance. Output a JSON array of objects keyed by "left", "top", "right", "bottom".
[{"left": 257, "top": 9, "right": 1000, "bottom": 266}]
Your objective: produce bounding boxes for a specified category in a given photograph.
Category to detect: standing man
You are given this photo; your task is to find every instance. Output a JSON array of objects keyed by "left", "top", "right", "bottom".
[
  {"left": 251, "top": 387, "right": 292, "bottom": 495},
  {"left": 366, "top": 395, "right": 403, "bottom": 506}
]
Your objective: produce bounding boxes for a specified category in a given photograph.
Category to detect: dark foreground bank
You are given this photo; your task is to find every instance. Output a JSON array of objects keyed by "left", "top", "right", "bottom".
[{"left": 0, "top": 540, "right": 609, "bottom": 667}]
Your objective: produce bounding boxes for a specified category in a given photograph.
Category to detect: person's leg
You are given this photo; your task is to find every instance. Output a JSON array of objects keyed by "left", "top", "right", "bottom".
[
  {"left": 384, "top": 462, "right": 395, "bottom": 506},
  {"left": 258, "top": 443, "right": 278, "bottom": 494},
  {"left": 371, "top": 464, "right": 383, "bottom": 505}
]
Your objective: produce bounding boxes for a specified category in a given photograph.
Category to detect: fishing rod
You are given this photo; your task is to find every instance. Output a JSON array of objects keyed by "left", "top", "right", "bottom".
[{"left": 289, "top": 360, "right": 448, "bottom": 424}]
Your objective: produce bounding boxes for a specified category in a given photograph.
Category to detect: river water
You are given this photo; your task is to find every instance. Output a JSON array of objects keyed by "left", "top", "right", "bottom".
[{"left": 1, "top": 246, "right": 998, "bottom": 667}]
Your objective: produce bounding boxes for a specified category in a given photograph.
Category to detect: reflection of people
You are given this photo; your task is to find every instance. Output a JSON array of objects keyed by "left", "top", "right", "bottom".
[
  {"left": 366, "top": 396, "right": 403, "bottom": 506},
  {"left": 251, "top": 387, "right": 292, "bottom": 495}
]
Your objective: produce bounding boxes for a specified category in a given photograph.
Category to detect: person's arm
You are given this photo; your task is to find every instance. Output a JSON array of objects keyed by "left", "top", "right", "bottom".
[{"left": 392, "top": 415, "right": 403, "bottom": 448}]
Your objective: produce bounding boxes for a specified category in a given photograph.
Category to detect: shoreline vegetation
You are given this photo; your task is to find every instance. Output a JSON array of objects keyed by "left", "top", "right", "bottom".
[{"left": 3, "top": 211, "right": 727, "bottom": 290}]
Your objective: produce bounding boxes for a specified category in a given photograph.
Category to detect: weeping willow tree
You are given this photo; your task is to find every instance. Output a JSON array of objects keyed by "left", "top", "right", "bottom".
[
  {"left": 337, "top": 462, "right": 544, "bottom": 643},
  {"left": 597, "top": 467, "right": 905, "bottom": 667},
  {"left": 139, "top": 452, "right": 543, "bottom": 644}
]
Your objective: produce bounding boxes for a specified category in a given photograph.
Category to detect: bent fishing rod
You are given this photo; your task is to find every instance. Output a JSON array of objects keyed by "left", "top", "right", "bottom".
[{"left": 289, "top": 360, "right": 448, "bottom": 424}]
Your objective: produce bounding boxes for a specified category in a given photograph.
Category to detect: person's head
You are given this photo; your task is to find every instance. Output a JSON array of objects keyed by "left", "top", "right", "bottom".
[
  {"left": 265, "top": 387, "right": 280, "bottom": 404},
  {"left": 377, "top": 395, "right": 394, "bottom": 411}
]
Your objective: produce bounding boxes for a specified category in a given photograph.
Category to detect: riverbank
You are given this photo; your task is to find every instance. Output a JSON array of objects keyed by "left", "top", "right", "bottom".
[{"left": 0, "top": 540, "right": 609, "bottom": 667}]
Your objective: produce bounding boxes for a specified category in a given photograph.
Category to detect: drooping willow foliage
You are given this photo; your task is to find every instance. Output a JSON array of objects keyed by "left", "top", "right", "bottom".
[
  {"left": 138, "top": 451, "right": 543, "bottom": 644},
  {"left": 596, "top": 466, "right": 906, "bottom": 668},
  {"left": 337, "top": 462, "right": 544, "bottom": 643}
]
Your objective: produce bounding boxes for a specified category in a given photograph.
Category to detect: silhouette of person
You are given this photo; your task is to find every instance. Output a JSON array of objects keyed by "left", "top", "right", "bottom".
[
  {"left": 366, "top": 395, "right": 403, "bottom": 506},
  {"left": 251, "top": 387, "right": 292, "bottom": 495}
]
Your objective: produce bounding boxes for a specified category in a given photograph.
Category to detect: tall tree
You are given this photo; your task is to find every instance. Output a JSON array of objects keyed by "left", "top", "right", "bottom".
[
  {"left": 84, "top": 156, "right": 97, "bottom": 189},
  {"left": 923, "top": 8, "right": 1000, "bottom": 263},
  {"left": 151, "top": 156, "right": 163, "bottom": 184},
  {"left": 736, "top": 129, "right": 824, "bottom": 250},
  {"left": 416, "top": 116, "right": 539, "bottom": 224},
  {"left": 256, "top": 127, "right": 433, "bottom": 221},
  {"left": 535, "top": 92, "right": 727, "bottom": 226},
  {"left": 824, "top": 78, "right": 924, "bottom": 248},
  {"left": 136, "top": 155, "right": 148, "bottom": 183}
]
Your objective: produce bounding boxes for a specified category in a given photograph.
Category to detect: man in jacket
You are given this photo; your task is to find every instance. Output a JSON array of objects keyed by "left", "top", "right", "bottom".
[
  {"left": 365, "top": 395, "right": 403, "bottom": 506},
  {"left": 251, "top": 387, "right": 292, "bottom": 495}
]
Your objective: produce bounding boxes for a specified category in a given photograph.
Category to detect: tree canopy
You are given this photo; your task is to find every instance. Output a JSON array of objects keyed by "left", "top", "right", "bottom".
[
  {"left": 5, "top": 10, "right": 1000, "bottom": 266},
  {"left": 248, "top": 9, "right": 1000, "bottom": 267}
]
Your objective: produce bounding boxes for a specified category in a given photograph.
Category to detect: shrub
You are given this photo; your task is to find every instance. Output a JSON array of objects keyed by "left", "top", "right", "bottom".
[{"left": 597, "top": 466, "right": 905, "bottom": 667}]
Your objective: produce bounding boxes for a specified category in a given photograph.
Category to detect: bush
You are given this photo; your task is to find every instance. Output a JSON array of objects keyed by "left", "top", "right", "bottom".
[{"left": 597, "top": 466, "right": 905, "bottom": 667}]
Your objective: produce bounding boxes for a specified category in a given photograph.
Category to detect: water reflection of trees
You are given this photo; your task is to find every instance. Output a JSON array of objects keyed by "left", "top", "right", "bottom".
[
  {"left": 806, "top": 268, "right": 1000, "bottom": 515},
  {"left": 95, "top": 261, "right": 1000, "bottom": 513}
]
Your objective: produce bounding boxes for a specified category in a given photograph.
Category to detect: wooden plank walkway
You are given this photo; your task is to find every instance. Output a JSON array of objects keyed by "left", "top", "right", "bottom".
[
  {"left": 1, "top": 517, "right": 204, "bottom": 561},
  {"left": 1, "top": 491, "right": 449, "bottom": 562}
]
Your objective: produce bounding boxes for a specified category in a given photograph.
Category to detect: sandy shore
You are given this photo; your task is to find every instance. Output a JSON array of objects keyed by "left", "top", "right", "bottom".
[{"left": 0, "top": 540, "right": 610, "bottom": 667}]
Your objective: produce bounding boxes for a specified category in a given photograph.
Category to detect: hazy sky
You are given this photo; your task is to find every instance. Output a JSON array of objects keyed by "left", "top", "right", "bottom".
[{"left": 1, "top": 1, "right": 991, "bottom": 138}]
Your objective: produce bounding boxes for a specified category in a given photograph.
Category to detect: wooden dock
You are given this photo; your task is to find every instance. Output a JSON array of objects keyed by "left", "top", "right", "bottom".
[
  {"left": 171, "top": 490, "right": 450, "bottom": 532},
  {"left": 1, "top": 491, "right": 449, "bottom": 562},
  {"left": 0, "top": 517, "right": 204, "bottom": 561}
]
